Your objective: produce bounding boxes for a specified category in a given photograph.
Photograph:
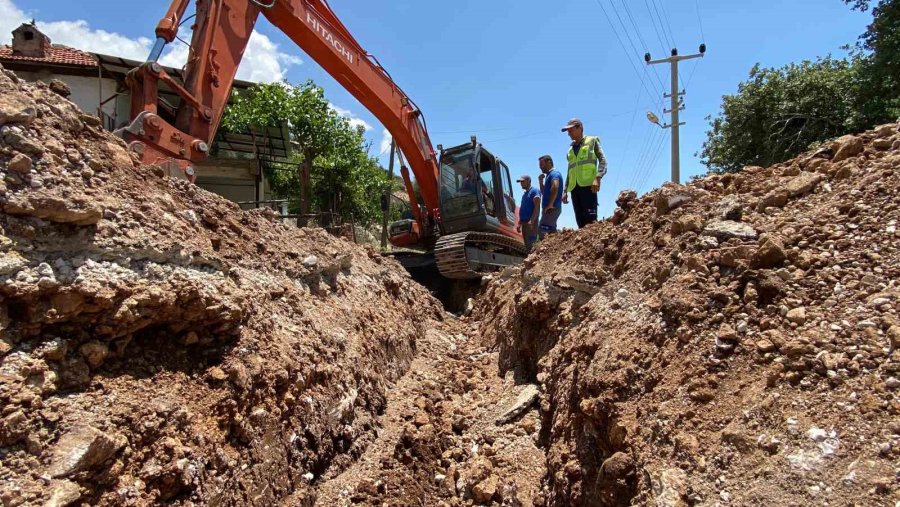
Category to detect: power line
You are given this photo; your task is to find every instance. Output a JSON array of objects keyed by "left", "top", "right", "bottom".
[
  {"left": 639, "top": 130, "right": 669, "bottom": 194},
  {"left": 604, "top": 0, "right": 665, "bottom": 97},
  {"left": 635, "top": 127, "right": 668, "bottom": 193},
  {"left": 647, "top": 0, "right": 673, "bottom": 50},
  {"left": 637, "top": 127, "right": 666, "bottom": 190},
  {"left": 684, "top": 57, "right": 701, "bottom": 91},
  {"left": 480, "top": 130, "right": 549, "bottom": 143},
  {"left": 653, "top": 0, "right": 678, "bottom": 50},
  {"left": 695, "top": 0, "right": 706, "bottom": 43},
  {"left": 612, "top": 83, "right": 645, "bottom": 194},
  {"left": 431, "top": 126, "right": 518, "bottom": 134},
  {"left": 650, "top": 0, "right": 685, "bottom": 93},
  {"left": 616, "top": 0, "right": 667, "bottom": 95},
  {"left": 606, "top": 0, "right": 644, "bottom": 63},
  {"left": 629, "top": 126, "right": 654, "bottom": 190},
  {"left": 628, "top": 123, "right": 661, "bottom": 190},
  {"left": 593, "top": 0, "right": 665, "bottom": 112},
  {"left": 643, "top": 0, "right": 669, "bottom": 53},
  {"left": 618, "top": 0, "right": 650, "bottom": 52}
]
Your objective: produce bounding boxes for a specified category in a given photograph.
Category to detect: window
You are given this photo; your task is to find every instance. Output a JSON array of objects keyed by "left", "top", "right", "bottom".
[
  {"left": 23, "top": 31, "right": 34, "bottom": 41},
  {"left": 499, "top": 161, "right": 516, "bottom": 223},
  {"left": 439, "top": 148, "right": 479, "bottom": 218},
  {"left": 479, "top": 152, "right": 495, "bottom": 216}
]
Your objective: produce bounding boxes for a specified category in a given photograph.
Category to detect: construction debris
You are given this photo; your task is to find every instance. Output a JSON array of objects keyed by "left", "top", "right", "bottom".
[
  {"left": 3, "top": 58, "right": 900, "bottom": 507},
  {"left": 0, "top": 65, "right": 446, "bottom": 506},
  {"left": 476, "top": 121, "right": 900, "bottom": 506}
]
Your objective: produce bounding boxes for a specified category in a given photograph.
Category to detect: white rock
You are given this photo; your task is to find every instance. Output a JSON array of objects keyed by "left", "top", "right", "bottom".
[
  {"left": 856, "top": 320, "right": 877, "bottom": 330},
  {"left": 302, "top": 472, "right": 314, "bottom": 482},
  {"left": 807, "top": 427, "right": 828, "bottom": 442},
  {"left": 37, "top": 262, "right": 54, "bottom": 278},
  {"left": 302, "top": 255, "right": 318, "bottom": 267}
]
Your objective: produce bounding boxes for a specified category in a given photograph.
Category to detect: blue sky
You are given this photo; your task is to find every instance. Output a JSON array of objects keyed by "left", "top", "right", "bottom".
[{"left": 4, "top": 0, "right": 871, "bottom": 229}]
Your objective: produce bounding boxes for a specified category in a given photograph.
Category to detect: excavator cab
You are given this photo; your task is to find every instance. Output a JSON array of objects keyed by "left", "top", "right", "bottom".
[{"left": 438, "top": 141, "right": 517, "bottom": 235}]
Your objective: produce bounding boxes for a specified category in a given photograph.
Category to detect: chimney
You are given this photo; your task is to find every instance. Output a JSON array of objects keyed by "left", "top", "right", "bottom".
[{"left": 12, "top": 22, "right": 52, "bottom": 58}]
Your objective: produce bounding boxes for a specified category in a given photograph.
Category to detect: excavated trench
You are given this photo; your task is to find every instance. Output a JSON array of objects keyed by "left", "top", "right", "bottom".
[
  {"left": 475, "top": 273, "right": 640, "bottom": 507},
  {"left": 5, "top": 66, "right": 900, "bottom": 506}
]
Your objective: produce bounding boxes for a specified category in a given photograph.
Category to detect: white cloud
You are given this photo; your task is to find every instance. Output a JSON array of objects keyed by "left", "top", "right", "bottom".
[
  {"left": 41, "top": 20, "right": 155, "bottom": 60},
  {"left": 0, "top": 0, "right": 300, "bottom": 84},
  {"left": 0, "top": 0, "right": 28, "bottom": 39},
  {"left": 329, "top": 103, "right": 373, "bottom": 132},
  {"left": 379, "top": 128, "right": 392, "bottom": 154}
]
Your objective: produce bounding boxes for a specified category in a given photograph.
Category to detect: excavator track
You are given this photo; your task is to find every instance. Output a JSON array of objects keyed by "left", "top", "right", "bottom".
[{"left": 434, "top": 232, "right": 527, "bottom": 279}]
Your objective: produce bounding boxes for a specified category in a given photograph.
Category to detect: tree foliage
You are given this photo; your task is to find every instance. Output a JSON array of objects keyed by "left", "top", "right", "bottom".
[
  {"left": 700, "top": 58, "right": 860, "bottom": 173},
  {"left": 845, "top": 0, "right": 900, "bottom": 123},
  {"left": 222, "top": 81, "right": 392, "bottom": 225},
  {"left": 701, "top": 1, "right": 899, "bottom": 173}
]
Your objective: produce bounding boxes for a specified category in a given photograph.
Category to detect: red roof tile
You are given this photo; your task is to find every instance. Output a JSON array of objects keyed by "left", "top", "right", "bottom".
[{"left": 0, "top": 44, "right": 97, "bottom": 67}]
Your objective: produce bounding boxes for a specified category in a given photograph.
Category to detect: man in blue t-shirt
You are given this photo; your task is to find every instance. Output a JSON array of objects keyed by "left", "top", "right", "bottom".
[
  {"left": 537, "top": 154, "right": 562, "bottom": 239},
  {"left": 516, "top": 175, "right": 541, "bottom": 252}
]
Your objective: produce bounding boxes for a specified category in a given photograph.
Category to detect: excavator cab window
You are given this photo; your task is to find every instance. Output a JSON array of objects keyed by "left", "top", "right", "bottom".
[
  {"left": 439, "top": 147, "right": 480, "bottom": 219},
  {"left": 477, "top": 151, "right": 496, "bottom": 218},
  {"left": 497, "top": 161, "right": 516, "bottom": 224}
]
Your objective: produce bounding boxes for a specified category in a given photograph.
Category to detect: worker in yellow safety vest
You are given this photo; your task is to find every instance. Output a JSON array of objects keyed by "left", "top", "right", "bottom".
[{"left": 560, "top": 118, "right": 608, "bottom": 228}]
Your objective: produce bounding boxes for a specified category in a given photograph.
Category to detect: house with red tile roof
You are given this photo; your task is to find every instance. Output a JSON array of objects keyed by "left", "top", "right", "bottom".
[{"left": 1, "top": 22, "right": 288, "bottom": 209}]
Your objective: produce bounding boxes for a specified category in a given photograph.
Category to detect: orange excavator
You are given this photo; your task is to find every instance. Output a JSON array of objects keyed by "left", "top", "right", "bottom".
[{"left": 119, "top": 0, "right": 526, "bottom": 279}]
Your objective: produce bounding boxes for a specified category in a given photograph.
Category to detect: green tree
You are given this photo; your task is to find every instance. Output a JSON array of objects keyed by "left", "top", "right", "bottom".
[
  {"left": 701, "top": 1, "right": 899, "bottom": 173},
  {"left": 845, "top": 0, "right": 900, "bottom": 123},
  {"left": 222, "top": 81, "right": 391, "bottom": 226},
  {"left": 223, "top": 81, "right": 339, "bottom": 224},
  {"left": 700, "top": 58, "right": 859, "bottom": 173}
]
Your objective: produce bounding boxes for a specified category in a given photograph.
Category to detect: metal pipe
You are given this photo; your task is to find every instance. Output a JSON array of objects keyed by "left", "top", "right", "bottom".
[
  {"left": 148, "top": 37, "right": 167, "bottom": 62},
  {"left": 98, "top": 62, "right": 103, "bottom": 122}
]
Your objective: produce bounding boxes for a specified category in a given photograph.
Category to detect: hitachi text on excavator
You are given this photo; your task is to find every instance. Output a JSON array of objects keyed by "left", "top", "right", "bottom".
[{"left": 118, "top": 0, "right": 527, "bottom": 279}]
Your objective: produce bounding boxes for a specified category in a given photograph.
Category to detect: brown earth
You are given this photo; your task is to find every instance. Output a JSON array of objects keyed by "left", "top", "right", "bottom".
[
  {"left": 0, "top": 65, "right": 452, "bottom": 506},
  {"left": 475, "top": 124, "right": 900, "bottom": 505},
  {"left": 0, "top": 64, "right": 545, "bottom": 507},
  {"left": 3, "top": 59, "right": 900, "bottom": 507}
]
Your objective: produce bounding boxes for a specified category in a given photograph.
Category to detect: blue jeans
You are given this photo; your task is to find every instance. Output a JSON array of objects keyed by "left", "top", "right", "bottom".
[{"left": 539, "top": 207, "right": 561, "bottom": 239}]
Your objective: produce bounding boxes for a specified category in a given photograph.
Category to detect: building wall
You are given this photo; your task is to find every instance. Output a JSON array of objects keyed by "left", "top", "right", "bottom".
[
  {"left": 12, "top": 70, "right": 127, "bottom": 127},
  {"left": 195, "top": 157, "right": 273, "bottom": 207},
  {"left": 9, "top": 67, "right": 273, "bottom": 207}
]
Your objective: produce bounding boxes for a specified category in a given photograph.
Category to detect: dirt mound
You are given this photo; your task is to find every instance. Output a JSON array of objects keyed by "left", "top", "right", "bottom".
[
  {"left": 476, "top": 124, "right": 900, "bottom": 505},
  {"left": 0, "top": 64, "right": 446, "bottom": 506}
]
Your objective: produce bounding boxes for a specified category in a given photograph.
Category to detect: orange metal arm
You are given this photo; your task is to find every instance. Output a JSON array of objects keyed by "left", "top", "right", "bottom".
[
  {"left": 125, "top": 0, "right": 441, "bottom": 235},
  {"left": 264, "top": 0, "right": 441, "bottom": 218},
  {"left": 155, "top": 0, "right": 191, "bottom": 43}
]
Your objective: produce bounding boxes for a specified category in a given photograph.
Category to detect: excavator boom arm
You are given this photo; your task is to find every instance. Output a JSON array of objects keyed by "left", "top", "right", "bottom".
[{"left": 126, "top": 0, "right": 440, "bottom": 232}]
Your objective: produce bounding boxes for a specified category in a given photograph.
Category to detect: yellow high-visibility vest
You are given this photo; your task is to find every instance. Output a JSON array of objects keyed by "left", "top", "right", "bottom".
[{"left": 566, "top": 136, "right": 599, "bottom": 192}]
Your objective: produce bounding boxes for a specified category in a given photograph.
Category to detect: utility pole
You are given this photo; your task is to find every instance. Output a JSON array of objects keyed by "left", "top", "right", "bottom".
[
  {"left": 380, "top": 139, "right": 396, "bottom": 250},
  {"left": 645, "top": 45, "right": 705, "bottom": 184}
]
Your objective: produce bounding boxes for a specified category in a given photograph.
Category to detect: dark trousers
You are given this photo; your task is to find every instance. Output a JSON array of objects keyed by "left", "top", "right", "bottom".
[
  {"left": 521, "top": 222, "right": 538, "bottom": 252},
  {"left": 571, "top": 185, "right": 598, "bottom": 229}
]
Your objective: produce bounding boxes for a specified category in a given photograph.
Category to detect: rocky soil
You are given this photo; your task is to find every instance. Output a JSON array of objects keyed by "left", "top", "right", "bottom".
[
  {"left": 3, "top": 60, "right": 900, "bottom": 507},
  {"left": 0, "top": 65, "right": 453, "bottom": 506},
  {"left": 476, "top": 123, "right": 900, "bottom": 505}
]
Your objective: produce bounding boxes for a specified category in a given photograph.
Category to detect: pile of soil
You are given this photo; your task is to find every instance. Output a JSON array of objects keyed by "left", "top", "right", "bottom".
[
  {"left": 4, "top": 56, "right": 899, "bottom": 507},
  {"left": 475, "top": 123, "right": 900, "bottom": 505},
  {"left": 0, "top": 64, "right": 446, "bottom": 506}
]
